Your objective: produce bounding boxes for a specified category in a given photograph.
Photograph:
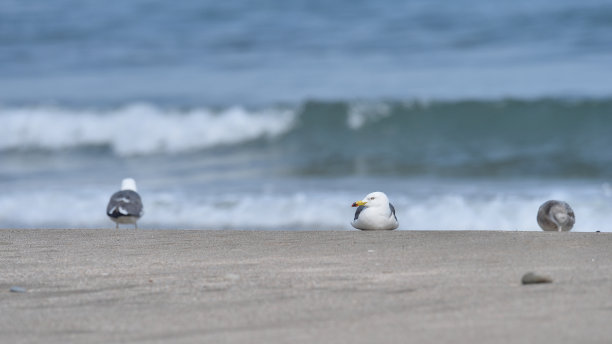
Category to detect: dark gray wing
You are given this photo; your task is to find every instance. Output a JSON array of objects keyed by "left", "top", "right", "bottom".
[
  {"left": 389, "top": 203, "right": 397, "bottom": 221},
  {"left": 537, "top": 200, "right": 556, "bottom": 230},
  {"left": 354, "top": 205, "right": 365, "bottom": 221},
  {"left": 106, "top": 190, "right": 143, "bottom": 218}
]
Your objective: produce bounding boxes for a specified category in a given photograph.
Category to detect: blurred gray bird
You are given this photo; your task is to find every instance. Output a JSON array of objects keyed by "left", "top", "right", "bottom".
[
  {"left": 537, "top": 200, "right": 575, "bottom": 232},
  {"left": 106, "top": 178, "right": 144, "bottom": 229}
]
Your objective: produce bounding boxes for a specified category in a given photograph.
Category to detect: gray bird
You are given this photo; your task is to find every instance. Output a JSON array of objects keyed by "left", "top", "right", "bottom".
[
  {"left": 537, "top": 200, "right": 575, "bottom": 232},
  {"left": 106, "top": 178, "right": 144, "bottom": 229}
]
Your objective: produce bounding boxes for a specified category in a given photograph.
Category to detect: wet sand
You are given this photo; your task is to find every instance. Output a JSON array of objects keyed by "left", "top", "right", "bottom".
[{"left": 1, "top": 229, "right": 611, "bottom": 343}]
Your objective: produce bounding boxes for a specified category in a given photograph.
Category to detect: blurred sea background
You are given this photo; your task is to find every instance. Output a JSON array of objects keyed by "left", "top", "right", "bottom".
[{"left": 1, "top": 0, "right": 611, "bottom": 230}]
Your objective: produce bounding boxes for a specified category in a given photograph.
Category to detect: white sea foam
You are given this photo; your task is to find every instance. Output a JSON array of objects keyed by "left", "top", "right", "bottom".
[
  {"left": 0, "top": 103, "right": 297, "bottom": 155},
  {"left": 346, "top": 102, "right": 392, "bottom": 129},
  {"left": 1, "top": 182, "right": 609, "bottom": 231}
]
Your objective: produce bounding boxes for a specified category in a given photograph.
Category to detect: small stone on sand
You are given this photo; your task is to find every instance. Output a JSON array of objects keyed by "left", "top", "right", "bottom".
[
  {"left": 521, "top": 272, "right": 553, "bottom": 285},
  {"left": 10, "top": 286, "right": 26, "bottom": 293}
]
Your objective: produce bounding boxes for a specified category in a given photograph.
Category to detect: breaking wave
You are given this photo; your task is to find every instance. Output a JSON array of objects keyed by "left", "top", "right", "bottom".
[
  {"left": 0, "top": 103, "right": 296, "bottom": 155},
  {"left": 2, "top": 98, "right": 612, "bottom": 178}
]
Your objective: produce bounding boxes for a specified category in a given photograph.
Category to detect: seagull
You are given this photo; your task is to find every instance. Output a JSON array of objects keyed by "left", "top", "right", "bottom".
[
  {"left": 351, "top": 191, "right": 398, "bottom": 230},
  {"left": 106, "top": 178, "right": 144, "bottom": 229},
  {"left": 537, "top": 200, "right": 575, "bottom": 232}
]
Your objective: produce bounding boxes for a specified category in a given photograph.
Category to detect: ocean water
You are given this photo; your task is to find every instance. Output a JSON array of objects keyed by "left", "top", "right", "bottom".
[{"left": 1, "top": 0, "right": 611, "bottom": 230}]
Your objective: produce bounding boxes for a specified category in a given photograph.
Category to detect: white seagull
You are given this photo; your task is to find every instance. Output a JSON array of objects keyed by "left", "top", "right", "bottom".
[
  {"left": 537, "top": 200, "right": 575, "bottom": 232},
  {"left": 351, "top": 191, "right": 399, "bottom": 231},
  {"left": 106, "top": 178, "right": 144, "bottom": 229}
]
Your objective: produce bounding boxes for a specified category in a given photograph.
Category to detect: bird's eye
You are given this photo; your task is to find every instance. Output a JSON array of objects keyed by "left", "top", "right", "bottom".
[{"left": 370, "top": 197, "right": 375, "bottom": 200}]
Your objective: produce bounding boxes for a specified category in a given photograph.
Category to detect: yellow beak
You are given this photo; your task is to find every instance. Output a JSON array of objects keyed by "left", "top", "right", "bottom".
[{"left": 351, "top": 200, "right": 367, "bottom": 207}]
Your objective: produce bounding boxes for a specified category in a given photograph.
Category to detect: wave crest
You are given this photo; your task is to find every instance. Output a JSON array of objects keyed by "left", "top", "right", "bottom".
[{"left": 0, "top": 103, "right": 297, "bottom": 155}]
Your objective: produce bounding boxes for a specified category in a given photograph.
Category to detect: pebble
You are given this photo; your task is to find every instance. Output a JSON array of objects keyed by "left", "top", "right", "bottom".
[
  {"left": 10, "top": 286, "right": 26, "bottom": 293},
  {"left": 521, "top": 272, "right": 553, "bottom": 285}
]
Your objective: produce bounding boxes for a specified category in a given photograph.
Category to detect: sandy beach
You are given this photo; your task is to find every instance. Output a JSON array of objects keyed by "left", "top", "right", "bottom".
[{"left": 1, "top": 229, "right": 611, "bottom": 343}]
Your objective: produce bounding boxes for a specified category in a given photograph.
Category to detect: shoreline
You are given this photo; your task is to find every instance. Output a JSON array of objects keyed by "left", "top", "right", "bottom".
[{"left": 1, "top": 229, "right": 611, "bottom": 343}]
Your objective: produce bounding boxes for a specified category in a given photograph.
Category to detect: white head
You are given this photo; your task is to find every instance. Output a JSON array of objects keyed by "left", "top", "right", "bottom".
[
  {"left": 352, "top": 191, "right": 390, "bottom": 208},
  {"left": 120, "top": 178, "right": 138, "bottom": 192}
]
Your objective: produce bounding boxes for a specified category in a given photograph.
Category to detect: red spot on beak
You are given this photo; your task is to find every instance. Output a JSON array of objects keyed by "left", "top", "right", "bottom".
[{"left": 351, "top": 202, "right": 358, "bottom": 207}]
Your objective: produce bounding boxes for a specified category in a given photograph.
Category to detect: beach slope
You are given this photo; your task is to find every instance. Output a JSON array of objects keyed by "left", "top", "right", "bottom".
[{"left": 1, "top": 229, "right": 611, "bottom": 343}]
